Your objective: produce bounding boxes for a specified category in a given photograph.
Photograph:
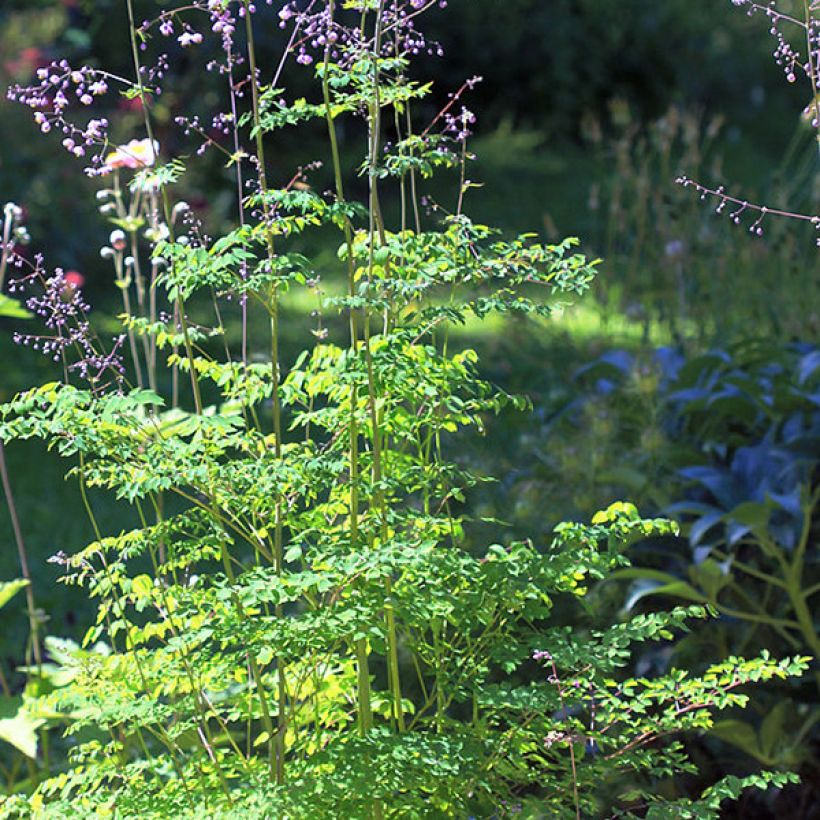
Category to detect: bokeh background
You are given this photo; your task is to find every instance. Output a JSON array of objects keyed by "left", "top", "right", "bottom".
[{"left": 1, "top": 0, "right": 818, "bottom": 815}]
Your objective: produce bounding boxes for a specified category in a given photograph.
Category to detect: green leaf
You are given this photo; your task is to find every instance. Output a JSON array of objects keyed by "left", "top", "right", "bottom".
[
  {"left": 0, "top": 579, "right": 29, "bottom": 610},
  {"left": 710, "top": 719, "right": 763, "bottom": 762},
  {"left": 613, "top": 569, "right": 709, "bottom": 604},
  {"left": 759, "top": 701, "right": 790, "bottom": 761},
  {"left": 0, "top": 294, "right": 31, "bottom": 319},
  {"left": 728, "top": 501, "right": 771, "bottom": 532},
  {"left": 689, "top": 560, "right": 730, "bottom": 600},
  {"left": 0, "top": 698, "right": 45, "bottom": 759}
]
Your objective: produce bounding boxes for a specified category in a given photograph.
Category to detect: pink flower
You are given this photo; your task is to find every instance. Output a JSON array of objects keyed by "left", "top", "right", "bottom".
[
  {"left": 61, "top": 270, "right": 85, "bottom": 300},
  {"left": 64, "top": 270, "right": 85, "bottom": 289},
  {"left": 103, "top": 138, "right": 159, "bottom": 171}
]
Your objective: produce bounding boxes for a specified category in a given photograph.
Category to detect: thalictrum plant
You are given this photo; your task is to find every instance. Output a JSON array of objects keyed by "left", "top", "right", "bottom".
[{"left": 0, "top": 1, "right": 810, "bottom": 816}]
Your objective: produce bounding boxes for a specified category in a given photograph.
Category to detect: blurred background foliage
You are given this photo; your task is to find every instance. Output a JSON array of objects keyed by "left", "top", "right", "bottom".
[{"left": 0, "top": 0, "right": 818, "bottom": 815}]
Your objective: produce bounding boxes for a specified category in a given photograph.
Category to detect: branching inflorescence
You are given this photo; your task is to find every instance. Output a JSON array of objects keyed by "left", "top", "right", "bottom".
[{"left": 682, "top": 0, "right": 820, "bottom": 241}]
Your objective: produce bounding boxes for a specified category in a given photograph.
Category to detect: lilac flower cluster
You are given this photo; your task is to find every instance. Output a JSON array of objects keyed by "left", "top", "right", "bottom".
[
  {"left": 378, "top": 68, "right": 478, "bottom": 184},
  {"left": 680, "top": 2, "right": 820, "bottom": 244},
  {"left": 141, "top": 52, "right": 171, "bottom": 84},
  {"left": 443, "top": 106, "right": 477, "bottom": 141},
  {"left": 276, "top": 0, "right": 447, "bottom": 67},
  {"left": 7, "top": 61, "right": 112, "bottom": 163},
  {"left": 134, "top": 1, "right": 450, "bottom": 165},
  {"left": 174, "top": 112, "right": 237, "bottom": 157},
  {"left": 731, "top": 0, "right": 820, "bottom": 92},
  {"left": 206, "top": 0, "right": 239, "bottom": 51},
  {"left": 9, "top": 264, "right": 125, "bottom": 389},
  {"left": 677, "top": 175, "right": 820, "bottom": 244},
  {"left": 142, "top": 2, "right": 241, "bottom": 56},
  {"left": 277, "top": 2, "right": 349, "bottom": 66},
  {"left": 421, "top": 74, "right": 482, "bottom": 134},
  {"left": 175, "top": 201, "right": 212, "bottom": 249},
  {"left": 7, "top": 53, "right": 167, "bottom": 177},
  {"left": 362, "top": 52, "right": 482, "bottom": 208},
  {"left": 139, "top": 2, "right": 249, "bottom": 165},
  {"left": 151, "top": 9, "right": 205, "bottom": 49}
]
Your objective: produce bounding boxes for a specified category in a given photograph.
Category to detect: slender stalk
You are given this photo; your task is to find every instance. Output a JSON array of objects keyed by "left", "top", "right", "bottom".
[
  {"left": 242, "top": 0, "right": 288, "bottom": 783},
  {"left": 321, "top": 0, "right": 378, "bottom": 754},
  {"left": 216, "top": 524, "right": 278, "bottom": 768},
  {"left": 549, "top": 658, "right": 582, "bottom": 820},
  {"left": 0, "top": 209, "right": 14, "bottom": 292},
  {"left": 130, "top": 499, "right": 236, "bottom": 799},
  {"left": 128, "top": 230, "right": 157, "bottom": 392},
  {"left": 404, "top": 106, "right": 422, "bottom": 234},
  {"left": 0, "top": 440, "right": 47, "bottom": 782},
  {"left": 225, "top": 45, "right": 249, "bottom": 365},
  {"left": 432, "top": 621, "right": 445, "bottom": 732},
  {"left": 116, "top": 260, "right": 145, "bottom": 388},
  {"left": 363, "top": 0, "right": 406, "bottom": 733},
  {"left": 125, "top": 0, "right": 201, "bottom": 414},
  {"left": 803, "top": 0, "right": 820, "bottom": 156},
  {"left": 0, "top": 443, "right": 42, "bottom": 670}
]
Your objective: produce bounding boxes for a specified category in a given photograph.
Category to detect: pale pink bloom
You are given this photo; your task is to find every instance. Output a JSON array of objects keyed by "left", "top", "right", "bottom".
[{"left": 103, "top": 138, "right": 159, "bottom": 171}]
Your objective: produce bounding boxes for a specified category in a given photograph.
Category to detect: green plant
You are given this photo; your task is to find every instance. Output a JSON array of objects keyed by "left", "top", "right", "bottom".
[
  {"left": 616, "top": 344, "right": 820, "bottom": 788},
  {"left": 0, "top": 1, "right": 810, "bottom": 816},
  {"left": 0, "top": 580, "right": 40, "bottom": 759},
  {"left": 458, "top": 336, "right": 820, "bottom": 810}
]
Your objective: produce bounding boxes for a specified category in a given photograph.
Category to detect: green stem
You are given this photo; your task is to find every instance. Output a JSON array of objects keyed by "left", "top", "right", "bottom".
[
  {"left": 0, "top": 443, "right": 42, "bottom": 670},
  {"left": 711, "top": 549, "right": 787, "bottom": 590},
  {"left": 0, "top": 441, "right": 44, "bottom": 782},
  {"left": 723, "top": 581, "right": 800, "bottom": 648},
  {"left": 217, "top": 527, "right": 277, "bottom": 769},
  {"left": 364, "top": 0, "right": 405, "bottom": 733},
  {"left": 95, "top": 494, "right": 213, "bottom": 803},
  {"left": 321, "top": 0, "right": 376, "bottom": 753},
  {"left": 242, "top": 0, "right": 288, "bottom": 782},
  {"left": 432, "top": 621, "right": 445, "bottom": 733},
  {"left": 125, "top": 0, "right": 200, "bottom": 412},
  {"left": 714, "top": 601, "right": 801, "bottom": 640},
  {"left": 784, "top": 494, "right": 819, "bottom": 658},
  {"left": 785, "top": 570, "right": 820, "bottom": 657}
]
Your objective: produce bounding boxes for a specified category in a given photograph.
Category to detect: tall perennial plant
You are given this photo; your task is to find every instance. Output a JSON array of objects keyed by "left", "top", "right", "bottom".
[{"left": 0, "top": 1, "right": 810, "bottom": 816}]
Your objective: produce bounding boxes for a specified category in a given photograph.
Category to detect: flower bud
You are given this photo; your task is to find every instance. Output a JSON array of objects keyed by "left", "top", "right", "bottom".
[
  {"left": 3, "top": 202, "right": 23, "bottom": 223},
  {"left": 171, "top": 201, "right": 190, "bottom": 221},
  {"left": 109, "top": 229, "right": 127, "bottom": 251}
]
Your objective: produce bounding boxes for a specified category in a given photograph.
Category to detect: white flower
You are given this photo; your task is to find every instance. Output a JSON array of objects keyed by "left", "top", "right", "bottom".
[{"left": 103, "top": 138, "right": 159, "bottom": 171}]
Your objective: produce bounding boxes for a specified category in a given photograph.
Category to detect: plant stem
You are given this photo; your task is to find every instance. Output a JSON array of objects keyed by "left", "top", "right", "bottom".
[
  {"left": 803, "top": 0, "right": 820, "bottom": 156},
  {"left": 242, "top": 0, "right": 288, "bottom": 783},
  {"left": 363, "top": 0, "right": 405, "bottom": 733},
  {"left": 321, "top": 0, "right": 378, "bottom": 756},
  {"left": 0, "top": 440, "right": 46, "bottom": 781},
  {"left": 125, "top": 0, "right": 201, "bottom": 414},
  {"left": 549, "top": 659, "right": 581, "bottom": 820},
  {"left": 0, "top": 443, "right": 42, "bottom": 670}
]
